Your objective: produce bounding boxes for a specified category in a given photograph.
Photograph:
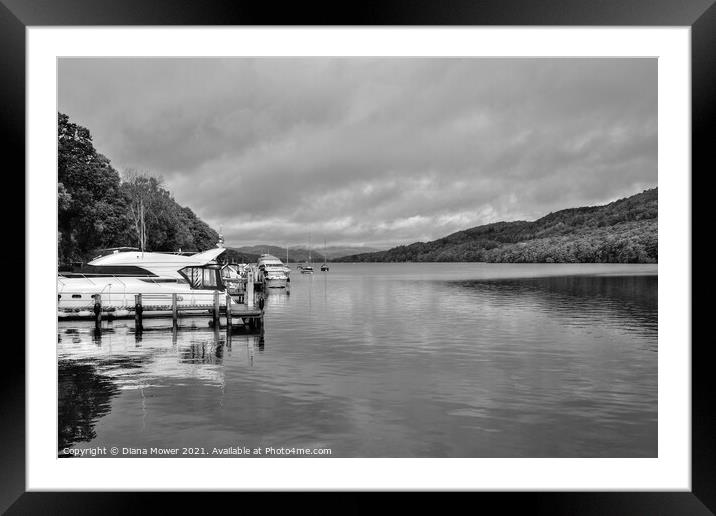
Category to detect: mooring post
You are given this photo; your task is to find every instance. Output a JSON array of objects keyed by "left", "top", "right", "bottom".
[
  {"left": 226, "top": 293, "right": 232, "bottom": 326},
  {"left": 93, "top": 294, "right": 102, "bottom": 330},
  {"left": 172, "top": 293, "right": 178, "bottom": 327},
  {"left": 247, "top": 269, "right": 255, "bottom": 308},
  {"left": 213, "top": 290, "right": 220, "bottom": 324},
  {"left": 134, "top": 293, "right": 143, "bottom": 331}
]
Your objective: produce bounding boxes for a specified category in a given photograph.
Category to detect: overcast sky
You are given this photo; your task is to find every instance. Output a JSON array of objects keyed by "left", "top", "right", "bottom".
[{"left": 58, "top": 58, "right": 656, "bottom": 249}]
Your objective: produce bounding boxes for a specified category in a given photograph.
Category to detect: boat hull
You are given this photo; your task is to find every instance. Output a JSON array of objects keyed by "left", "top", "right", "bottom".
[
  {"left": 57, "top": 277, "right": 234, "bottom": 318},
  {"left": 265, "top": 277, "right": 288, "bottom": 288}
]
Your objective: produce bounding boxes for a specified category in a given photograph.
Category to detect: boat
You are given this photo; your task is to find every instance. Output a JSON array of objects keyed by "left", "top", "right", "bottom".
[
  {"left": 320, "top": 239, "right": 329, "bottom": 272},
  {"left": 257, "top": 253, "right": 290, "bottom": 288},
  {"left": 220, "top": 262, "right": 249, "bottom": 295},
  {"left": 57, "top": 242, "right": 239, "bottom": 318},
  {"left": 301, "top": 235, "right": 314, "bottom": 274}
]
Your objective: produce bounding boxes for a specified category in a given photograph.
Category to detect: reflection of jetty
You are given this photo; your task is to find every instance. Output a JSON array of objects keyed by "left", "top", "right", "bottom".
[{"left": 58, "top": 321, "right": 266, "bottom": 454}]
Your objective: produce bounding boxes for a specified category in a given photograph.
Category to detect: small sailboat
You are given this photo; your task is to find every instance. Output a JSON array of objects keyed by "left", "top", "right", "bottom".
[
  {"left": 320, "top": 239, "right": 329, "bottom": 272},
  {"left": 301, "top": 233, "right": 314, "bottom": 274}
]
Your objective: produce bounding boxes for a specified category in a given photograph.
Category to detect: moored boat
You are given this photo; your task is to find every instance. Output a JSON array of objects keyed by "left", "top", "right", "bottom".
[
  {"left": 257, "top": 254, "right": 290, "bottom": 288},
  {"left": 301, "top": 233, "right": 315, "bottom": 274},
  {"left": 57, "top": 244, "right": 238, "bottom": 318},
  {"left": 320, "top": 238, "right": 329, "bottom": 271}
]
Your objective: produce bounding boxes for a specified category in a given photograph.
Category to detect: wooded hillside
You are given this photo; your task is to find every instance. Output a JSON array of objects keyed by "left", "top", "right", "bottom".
[{"left": 336, "top": 189, "right": 657, "bottom": 263}]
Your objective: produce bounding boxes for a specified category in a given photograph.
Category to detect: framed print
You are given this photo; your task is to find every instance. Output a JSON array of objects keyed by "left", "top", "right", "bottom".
[{"left": 4, "top": 0, "right": 711, "bottom": 512}]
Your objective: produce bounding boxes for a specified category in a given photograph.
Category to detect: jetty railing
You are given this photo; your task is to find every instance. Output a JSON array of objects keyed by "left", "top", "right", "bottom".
[
  {"left": 58, "top": 289, "right": 265, "bottom": 331},
  {"left": 57, "top": 266, "right": 268, "bottom": 331}
]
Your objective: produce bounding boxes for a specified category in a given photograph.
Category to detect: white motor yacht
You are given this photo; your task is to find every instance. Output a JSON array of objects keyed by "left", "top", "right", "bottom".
[
  {"left": 257, "top": 254, "right": 290, "bottom": 288},
  {"left": 57, "top": 245, "right": 238, "bottom": 318}
]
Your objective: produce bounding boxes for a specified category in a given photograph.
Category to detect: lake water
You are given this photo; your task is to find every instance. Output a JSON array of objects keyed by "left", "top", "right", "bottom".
[{"left": 58, "top": 263, "right": 657, "bottom": 458}]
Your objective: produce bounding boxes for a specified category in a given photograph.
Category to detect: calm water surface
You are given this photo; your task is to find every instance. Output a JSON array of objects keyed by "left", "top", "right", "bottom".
[{"left": 58, "top": 263, "right": 657, "bottom": 457}]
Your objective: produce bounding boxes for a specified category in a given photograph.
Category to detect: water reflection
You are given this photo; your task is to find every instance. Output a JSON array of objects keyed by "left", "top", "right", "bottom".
[
  {"left": 58, "top": 264, "right": 657, "bottom": 458},
  {"left": 451, "top": 275, "right": 657, "bottom": 340},
  {"left": 58, "top": 320, "right": 266, "bottom": 454},
  {"left": 58, "top": 360, "right": 121, "bottom": 452}
]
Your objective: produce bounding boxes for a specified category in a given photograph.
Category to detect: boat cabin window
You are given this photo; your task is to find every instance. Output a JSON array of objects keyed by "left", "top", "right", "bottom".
[
  {"left": 179, "top": 266, "right": 224, "bottom": 290},
  {"left": 62, "top": 265, "right": 157, "bottom": 277},
  {"left": 91, "top": 247, "right": 140, "bottom": 260}
]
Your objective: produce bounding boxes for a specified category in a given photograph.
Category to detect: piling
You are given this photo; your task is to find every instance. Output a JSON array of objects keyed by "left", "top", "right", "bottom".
[
  {"left": 134, "top": 293, "right": 143, "bottom": 330},
  {"left": 225, "top": 292, "right": 232, "bottom": 326},
  {"left": 213, "top": 318, "right": 220, "bottom": 344},
  {"left": 93, "top": 294, "right": 102, "bottom": 329},
  {"left": 213, "top": 290, "right": 220, "bottom": 323},
  {"left": 247, "top": 269, "right": 255, "bottom": 308},
  {"left": 172, "top": 293, "right": 178, "bottom": 327}
]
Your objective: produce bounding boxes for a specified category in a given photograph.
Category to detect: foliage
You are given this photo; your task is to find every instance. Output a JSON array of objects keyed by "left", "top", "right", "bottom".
[
  {"left": 58, "top": 113, "right": 219, "bottom": 264},
  {"left": 337, "top": 189, "right": 658, "bottom": 263}
]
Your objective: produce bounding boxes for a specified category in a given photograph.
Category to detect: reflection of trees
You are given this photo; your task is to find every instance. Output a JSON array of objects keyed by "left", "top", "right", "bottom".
[
  {"left": 58, "top": 360, "right": 120, "bottom": 452},
  {"left": 455, "top": 275, "right": 657, "bottom": 332}
]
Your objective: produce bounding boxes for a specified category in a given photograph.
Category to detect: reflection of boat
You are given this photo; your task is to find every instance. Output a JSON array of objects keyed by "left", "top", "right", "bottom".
[
  {"left": 57, "top": 241, "right": 238, "bottom": 318},
  {"left": 257, "top": 254, "right": 290, "bottom": 288}
]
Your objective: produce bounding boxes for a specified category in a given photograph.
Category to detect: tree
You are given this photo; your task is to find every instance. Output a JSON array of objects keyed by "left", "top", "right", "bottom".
[
  {"left": 121, "top": 170, "right": 164, "bottom": 252},
  {"left": 58, "top": 113, "right": 125, "bottom": 261}
]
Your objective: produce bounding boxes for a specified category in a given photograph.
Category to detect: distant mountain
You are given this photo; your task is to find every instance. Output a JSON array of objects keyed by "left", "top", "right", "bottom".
[
  {"left": 229, "top": 244, "right": 384, "bottom": 262},
  {"left": 222, "top": 248, "right": 261, "bottom": 264},
  {"left": 335, "top": 188, "right": 657, "bottom": 264}
]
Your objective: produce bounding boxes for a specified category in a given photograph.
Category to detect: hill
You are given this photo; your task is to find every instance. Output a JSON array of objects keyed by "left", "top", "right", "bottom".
[
  {"left": 335, "top": 189, "right": 657, "bottom": 263},
  {"left": 223, "top": 248, "right": 261, "bottom": 264},
  {"left": 231, "top": 244, "right": 384, "bottom": 262}
]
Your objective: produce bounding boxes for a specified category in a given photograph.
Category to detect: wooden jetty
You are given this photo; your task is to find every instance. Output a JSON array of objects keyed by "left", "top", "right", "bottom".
[
  {"left": 58, "top": 291, "right": 265, "bottom": 331},
  {"left": 58, "top": 268, "right": 267, "bottom": 332}
]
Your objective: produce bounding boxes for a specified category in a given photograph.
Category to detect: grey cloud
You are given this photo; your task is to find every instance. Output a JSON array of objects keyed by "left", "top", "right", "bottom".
[{"left": 58, "top": 58, "right": 656, "bottom": 248}]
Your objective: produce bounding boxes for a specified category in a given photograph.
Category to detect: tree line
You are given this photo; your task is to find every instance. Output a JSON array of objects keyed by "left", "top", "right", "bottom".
[
  {"left": 58, "top": 113, "right": 219, "bottom": 265},
  {"left": 337, "top": 188, "right": 658, "bottom": 263}
]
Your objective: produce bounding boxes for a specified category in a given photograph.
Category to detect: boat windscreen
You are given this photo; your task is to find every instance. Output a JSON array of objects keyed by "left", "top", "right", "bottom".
[{"left": 179, "top": 266, "right": 224, "bottom": 290}]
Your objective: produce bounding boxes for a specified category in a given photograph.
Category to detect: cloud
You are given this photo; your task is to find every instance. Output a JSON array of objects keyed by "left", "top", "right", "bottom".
[{"left": 58, "top": 58, "right": 657, "bottom": 248}]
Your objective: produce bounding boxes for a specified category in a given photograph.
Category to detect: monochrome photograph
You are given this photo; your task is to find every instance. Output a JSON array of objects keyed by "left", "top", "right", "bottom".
[{"left": 57, "top": 57, "right": 657, "bottom": 459}]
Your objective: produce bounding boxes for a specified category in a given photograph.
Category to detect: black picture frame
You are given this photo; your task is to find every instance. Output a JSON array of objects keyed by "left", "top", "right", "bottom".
[{"left": 3, "top": 0, "right": 709, "bottom": 513}]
